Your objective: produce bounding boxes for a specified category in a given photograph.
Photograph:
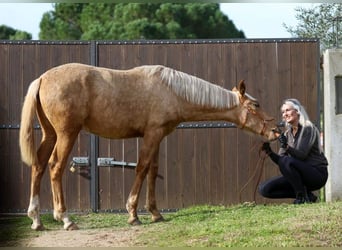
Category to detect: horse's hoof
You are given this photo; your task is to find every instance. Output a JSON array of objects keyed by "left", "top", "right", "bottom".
[
  {"left": 152, "top": 215, "right": 165, "bottom": 223},
  {"left": 66, "top": 222, "right": 79, "bottom": 231},
  {"left": 31, "top": 224, "right": 45, "bottom": 231},
  {"left": 128, "top": 218, "right": 142, "bottom": 226}
]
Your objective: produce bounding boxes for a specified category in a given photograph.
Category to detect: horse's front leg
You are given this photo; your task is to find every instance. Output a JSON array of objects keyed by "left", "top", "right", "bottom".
[
  {"left": 126, "top": 131, "right": 164, "bottom": 225},
  {"left": 126, "top": 159, "right": 149, "bottom": 225},
  {"left": 145, "top": 150, "right": 164, "bottom": 223}
]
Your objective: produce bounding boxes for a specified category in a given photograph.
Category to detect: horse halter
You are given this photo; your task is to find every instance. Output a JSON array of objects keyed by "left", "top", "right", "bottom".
[{"left": 239, "top": 98, "right": 275, "bottom": 136}]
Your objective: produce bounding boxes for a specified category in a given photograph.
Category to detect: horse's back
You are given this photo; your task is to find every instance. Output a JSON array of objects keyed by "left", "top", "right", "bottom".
[{"left": 38, "top": 63, "right": 180, "bottom": 139}]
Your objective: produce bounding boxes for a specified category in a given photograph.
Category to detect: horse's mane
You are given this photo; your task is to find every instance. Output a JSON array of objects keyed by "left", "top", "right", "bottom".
[{"left": 140, "top": 65, "right": 239, "bottom": 109}]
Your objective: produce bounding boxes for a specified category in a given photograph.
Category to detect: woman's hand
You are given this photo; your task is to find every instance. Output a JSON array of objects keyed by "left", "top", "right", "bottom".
[
  {"left": 278, "top": 133, "right": 288, "bottom": 148},
  {"left": 261, "top": 142, "right": 273, "bottom": 155}
]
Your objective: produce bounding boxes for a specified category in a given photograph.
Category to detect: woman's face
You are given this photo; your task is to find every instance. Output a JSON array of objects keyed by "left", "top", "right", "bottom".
[{"left": 281, "top": 103, "right": 299, "bottom": 125}]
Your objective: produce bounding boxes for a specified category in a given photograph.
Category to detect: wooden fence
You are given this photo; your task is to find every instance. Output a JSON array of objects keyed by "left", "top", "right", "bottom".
[{"left": 0, "top": 39, "right": 320, "bottom": 213}]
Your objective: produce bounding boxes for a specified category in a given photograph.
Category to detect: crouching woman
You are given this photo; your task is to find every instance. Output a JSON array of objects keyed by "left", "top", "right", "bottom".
[{"left": 259, "top": 98, "right": 328, "bottom": 204}]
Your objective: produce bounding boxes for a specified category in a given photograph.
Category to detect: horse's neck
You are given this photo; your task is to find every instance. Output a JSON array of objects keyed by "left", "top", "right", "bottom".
[{"left": 180, "top": 105, "right": 240, "bottom": 124}]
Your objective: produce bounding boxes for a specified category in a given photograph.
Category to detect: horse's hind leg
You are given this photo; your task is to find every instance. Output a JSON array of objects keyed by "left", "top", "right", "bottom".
[
  {"left": 28, "top": 106, "right": 57, "bottom": 230},
  {"left": 49, "top": 130, "right": 79, "bottom": 230},
  {"left": 28, "top": 136, "right": 56, "bottom": 230}
]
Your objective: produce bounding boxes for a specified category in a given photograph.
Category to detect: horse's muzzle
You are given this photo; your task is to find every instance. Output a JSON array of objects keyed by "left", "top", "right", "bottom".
[
  {"left": 272, "top": 121, "right": 285, "bottom": 136},
  {"left": 277, "top": 121, "right": 285, "bottom": 128}
]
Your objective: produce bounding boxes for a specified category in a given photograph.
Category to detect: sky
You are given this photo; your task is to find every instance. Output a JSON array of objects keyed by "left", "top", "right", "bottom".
[{"left": 0, "top": 3, "right": 320, "bottom": 40}]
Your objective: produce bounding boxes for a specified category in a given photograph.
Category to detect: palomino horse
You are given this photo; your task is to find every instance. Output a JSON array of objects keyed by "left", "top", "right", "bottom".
[{"left": 20, "top": 63, "right": 280, "bottom": 230}]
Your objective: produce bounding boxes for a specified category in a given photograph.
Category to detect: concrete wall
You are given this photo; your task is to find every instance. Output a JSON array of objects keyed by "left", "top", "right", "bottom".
[{"left": 323, "top": 49, "right": 342, "bottom": 201}]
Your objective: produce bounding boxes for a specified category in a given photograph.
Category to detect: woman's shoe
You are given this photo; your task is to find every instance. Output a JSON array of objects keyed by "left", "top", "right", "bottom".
[
  {"left": 293, "top": 191, "right": 310, "bottom": 204},
  {"left": 307, "top": 192, "right": 318, "bottom": 203},
  {"left": 293, "top": 197, "right": 307, "bottom": 204}
]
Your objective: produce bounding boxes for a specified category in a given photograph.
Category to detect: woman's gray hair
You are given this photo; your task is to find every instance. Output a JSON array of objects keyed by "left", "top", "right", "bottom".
[{"left": 282, "top": 98, "right": 323, "bottom": 153}]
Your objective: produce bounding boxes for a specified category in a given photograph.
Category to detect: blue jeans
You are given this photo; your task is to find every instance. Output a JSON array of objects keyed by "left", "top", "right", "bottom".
[{"left": 259, "top": 156, "right": 328, "bottom": 199}]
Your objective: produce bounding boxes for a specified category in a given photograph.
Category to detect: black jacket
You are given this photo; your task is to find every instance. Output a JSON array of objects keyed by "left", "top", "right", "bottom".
[{"left": 278, "top": 124, "right": 328, "bottom": 167}]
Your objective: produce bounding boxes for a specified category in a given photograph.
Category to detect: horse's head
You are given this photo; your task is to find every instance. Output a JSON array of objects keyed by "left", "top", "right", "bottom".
[{"left": 232, "top": 80, "right": 281, "bottom": 141}]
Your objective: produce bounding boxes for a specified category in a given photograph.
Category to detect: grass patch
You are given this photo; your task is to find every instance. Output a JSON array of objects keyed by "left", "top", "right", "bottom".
[
  {"left": 135, "top": 202, "right": 342, "bottom": 247},
  {"left": 0, "top": 201, "right": 341, "bottom": 247}
]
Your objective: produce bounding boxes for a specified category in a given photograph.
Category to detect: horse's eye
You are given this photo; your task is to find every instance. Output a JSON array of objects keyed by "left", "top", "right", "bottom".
[{"left": 252, "top": 103, "right": 259, "bottom": 108}]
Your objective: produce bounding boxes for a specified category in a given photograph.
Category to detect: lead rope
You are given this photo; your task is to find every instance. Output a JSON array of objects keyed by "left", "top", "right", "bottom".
[{"left": 238, "top": 141, "right": 268, "bottom": 203}]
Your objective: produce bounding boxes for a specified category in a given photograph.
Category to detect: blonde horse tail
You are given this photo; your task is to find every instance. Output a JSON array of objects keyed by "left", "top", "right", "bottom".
[{"left": 19, "top": 78, "right": 41, "bottom": 166}]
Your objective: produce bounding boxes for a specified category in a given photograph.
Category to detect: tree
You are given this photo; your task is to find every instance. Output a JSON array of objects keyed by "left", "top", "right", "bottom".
[
  {"left": 39, "top": 3, "right": 245, "bottom": 40},
  {"left": 284, "top": 3, "right": 342, "bottom": 51},
  {"left": 39, "top": 4, "right": 84, "bottom": 40},
  {"left": 0, "top": 25, "right": 32, "bottom": 40}
]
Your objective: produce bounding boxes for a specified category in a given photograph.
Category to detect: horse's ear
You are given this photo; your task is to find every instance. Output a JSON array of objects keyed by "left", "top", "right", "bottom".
[{"left": 237, "top": 80, "right": 246, "bottom": 96}]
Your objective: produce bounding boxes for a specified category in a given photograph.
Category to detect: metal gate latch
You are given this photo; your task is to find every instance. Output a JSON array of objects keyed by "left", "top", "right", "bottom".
[
  {"left": 70, "top": 157, "right": 89, "bottom": 172},
  {"left": 97, "top": 158, "right": 137, "bottom": 168},
  {"left": 69, "top": 157, "right": 137, "bottom": 172}
]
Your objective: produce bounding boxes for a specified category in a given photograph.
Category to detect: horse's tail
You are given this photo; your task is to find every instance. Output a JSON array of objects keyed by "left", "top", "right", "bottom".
[{"left": 19, "top": 78, "right": 41, "bottom": 166}]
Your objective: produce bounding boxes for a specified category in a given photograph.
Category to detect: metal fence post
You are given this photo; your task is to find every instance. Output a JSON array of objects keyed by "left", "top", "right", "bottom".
[{"left": 90, "top": 41, "right": 99, "bottom": 212}]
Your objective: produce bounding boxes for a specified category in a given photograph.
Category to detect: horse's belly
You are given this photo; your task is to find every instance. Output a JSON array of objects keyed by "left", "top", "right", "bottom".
[{"left": 83, "top": 120, "right": 143, "bottom": 139}]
